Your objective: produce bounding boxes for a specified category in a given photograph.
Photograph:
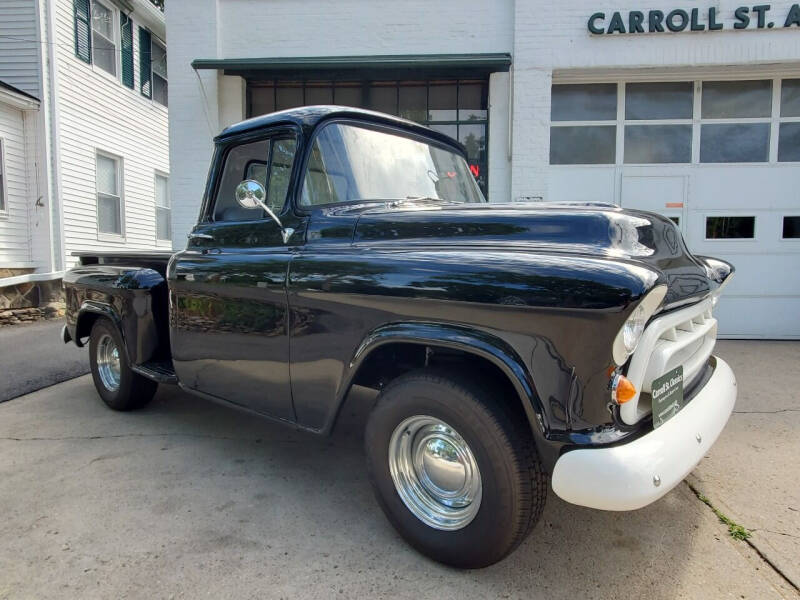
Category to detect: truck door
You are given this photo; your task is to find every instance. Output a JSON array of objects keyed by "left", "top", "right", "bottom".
[{"left": 169, "top": 133, "right": 299, "bottom": 421}]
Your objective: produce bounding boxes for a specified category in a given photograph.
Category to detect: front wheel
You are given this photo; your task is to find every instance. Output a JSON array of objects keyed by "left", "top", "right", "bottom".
[
  {"left": 364, "top": 370, "right": 546, "bottom": 568},
  {"left": 88, "top": 318, "right": 157, "bottom": 411}
]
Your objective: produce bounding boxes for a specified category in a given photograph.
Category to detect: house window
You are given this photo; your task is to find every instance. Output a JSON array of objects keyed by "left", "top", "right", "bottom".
[
  {"left": 155, "top": 173, "right": 170, "bottom": 240},
  {"left": 139, "top": 28, "right": 167, "bottom": 107},
  {"left": 706, "top": 216, "right": 755, "bottom": 239},
  {"left": 96, "top": 153, "right": 122, "bottom": 235},
  {"left": 91, "top": 0, "right": 117, "bottom": 76},
  {"left": 151, "top": 38, "right": 168, "bottom": 107},
  {"left": 0, "top": 139, "right": 6, "bottom": 213},
  {"left": 549, "top": 83, "right": 617, "bottom": 165},
  {"left": 248, "top": 79, "right": 488, "bottom": 195}
]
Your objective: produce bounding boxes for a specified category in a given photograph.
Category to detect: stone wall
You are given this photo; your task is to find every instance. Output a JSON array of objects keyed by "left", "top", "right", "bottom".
[{"left": 0, "top": 277, "right": 66, "bottom": 326}]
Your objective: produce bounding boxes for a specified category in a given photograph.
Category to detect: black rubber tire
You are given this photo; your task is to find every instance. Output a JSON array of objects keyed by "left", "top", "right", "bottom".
[
  {"left": 364, "top": 369, "right": 547, "bottom": 569},
  {"left": 88, "top": 318, "right": 157, "bottom": 411}
]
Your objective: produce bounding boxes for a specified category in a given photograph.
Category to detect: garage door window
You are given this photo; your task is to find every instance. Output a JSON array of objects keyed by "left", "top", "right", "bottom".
[
  {"left": 700, "top": 80, "right": 772, "bottom": 163},
  {"left": 624, "top": 82, "right": 693, "bottom": 164},
  {"left": 782, "top": 216, "right": 800, "bottom": 239},
  {"left": 706, "top": 216, "right": 755, "bottom": 239},
  {"left": 550, "top": 84, "right": 617, "bottom": 164},
  {"left": 779, "top": 80, "right": 800, "bottom": 162},
  {"left": 550, "top": 78, "right": 800, "bottom": 166}
]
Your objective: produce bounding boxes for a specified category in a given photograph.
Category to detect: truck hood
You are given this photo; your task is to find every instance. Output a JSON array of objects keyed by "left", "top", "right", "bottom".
[{"left": 352, "top": 202, "right": 714, "bottom": 306}]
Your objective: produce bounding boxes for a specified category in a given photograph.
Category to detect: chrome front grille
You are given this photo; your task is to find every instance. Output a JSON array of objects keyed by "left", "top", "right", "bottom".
[{"left": 621, "top": 297, "right": 717, "bottom": 425}]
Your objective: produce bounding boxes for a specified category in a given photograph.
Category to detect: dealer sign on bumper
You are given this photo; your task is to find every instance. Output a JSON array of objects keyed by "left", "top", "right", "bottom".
[{"left": 652, "top": 365, "right": 684, "bottom": 429}]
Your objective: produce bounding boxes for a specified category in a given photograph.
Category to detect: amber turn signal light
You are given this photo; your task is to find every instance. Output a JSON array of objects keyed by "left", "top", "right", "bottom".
[{"left": 611, "top": 374, "right": 637, "bottom": 405}]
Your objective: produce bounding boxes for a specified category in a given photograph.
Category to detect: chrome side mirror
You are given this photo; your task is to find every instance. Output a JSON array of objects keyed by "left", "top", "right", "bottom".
[{"left": 234, "top": 179, "right": 294, "bottom": 244}]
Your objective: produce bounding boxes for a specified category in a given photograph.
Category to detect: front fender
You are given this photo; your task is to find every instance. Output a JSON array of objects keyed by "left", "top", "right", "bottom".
[{"left": 335, "top": 321, "right": 548, "bottom": 445}]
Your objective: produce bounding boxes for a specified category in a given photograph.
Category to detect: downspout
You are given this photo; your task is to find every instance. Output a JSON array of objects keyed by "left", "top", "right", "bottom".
[{"left": 39, "top": 0, "right": 66, "bottom": 272}]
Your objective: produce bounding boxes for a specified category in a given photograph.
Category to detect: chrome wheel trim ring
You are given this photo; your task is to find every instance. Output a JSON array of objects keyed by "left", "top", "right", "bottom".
[
  {"left": 96, "top": 333, "right": 121, "bottom": 392},
  {"left": 388, "top": 415, "right": 482, "bottom": 531}
]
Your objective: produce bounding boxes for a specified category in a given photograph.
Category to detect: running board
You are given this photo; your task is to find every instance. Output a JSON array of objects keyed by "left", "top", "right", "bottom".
[{"left": 131, "top": 360, "right": 178, "bottom": 384}]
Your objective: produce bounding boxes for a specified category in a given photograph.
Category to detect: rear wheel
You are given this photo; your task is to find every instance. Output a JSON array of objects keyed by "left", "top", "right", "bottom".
[
  {"left": 89, "top": 318, "right": 157, "bottom": 411},
  {"left": 364, "top": 370, "right": 546, "bottom": 568}
]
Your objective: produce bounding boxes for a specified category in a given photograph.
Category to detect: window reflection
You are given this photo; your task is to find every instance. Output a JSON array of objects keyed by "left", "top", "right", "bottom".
[
  {"left": 300, "top": 123, "right": 484, "bottom": 207},
  {"left": 248, "top": 80, "right": 489, "bottom": 196}
]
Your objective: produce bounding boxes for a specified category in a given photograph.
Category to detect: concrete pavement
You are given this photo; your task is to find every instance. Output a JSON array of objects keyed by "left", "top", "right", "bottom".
[
  {"left": 0, "top": 342, "right": 797, "bottom": 599},
  {"left": 689, "top": 340, "right": 800, "bottom": 591},
  {"left": 0, "top": 320, "right": 89, "bottom": 402}
]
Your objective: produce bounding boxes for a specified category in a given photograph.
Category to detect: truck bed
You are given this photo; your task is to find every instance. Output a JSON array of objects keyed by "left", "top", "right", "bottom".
[{"left": 73, "top": 251, "right": 173, "bottom": 276}]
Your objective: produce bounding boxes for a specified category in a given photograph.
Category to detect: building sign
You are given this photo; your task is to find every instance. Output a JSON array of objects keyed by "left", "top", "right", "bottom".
[{"left": 588, "top": 4, "right": 800, "bottom": 34}]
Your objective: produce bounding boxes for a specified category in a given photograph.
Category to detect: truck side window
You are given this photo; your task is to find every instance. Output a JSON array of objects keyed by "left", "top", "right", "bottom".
[
  {"left": 214, "top": 140, "right": 269, "bottom": 221},
  {"left": 266, "top": 138, "right": 296, "bottom": 212},
  {"left": 213, "top": 137, "right": 297, "bottom": 221},
  {"left": 301, "top": 126, "right": 352, "bottom": 206}
]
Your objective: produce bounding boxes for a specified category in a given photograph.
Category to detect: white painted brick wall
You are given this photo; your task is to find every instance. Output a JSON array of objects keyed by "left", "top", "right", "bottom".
[
  {"left": 510, "top": 0, "right": 800, "bottom": 200},
  {"left": 168, "top": 0, "right": 800, "bottom": 237},
  {"left": 167, "top": 0, "right": 514, "bottom": 242}
]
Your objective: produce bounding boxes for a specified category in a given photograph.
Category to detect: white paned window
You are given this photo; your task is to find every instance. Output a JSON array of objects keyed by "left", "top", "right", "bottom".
[
  {"left": 155, "top": 173, "right": 170, "bottom": 240},
  {"left": 96, "top": 153, "right": 122, "bottom": 235},
  {"left": 0, "top": 139, "right": 6, "bottom": 213},
  {"left": 151, "top": 38, "right": 168, "bottom": 107},
  {"left": 624, "top": 82, "right": 693, "bottom": 164},
  {"left": 779, "top": 79, "right": 800, "bottom": 162},
  {"left": 91, "top": 1, "right": 117, "bottom": 77},
  {"left": 549, "top": 78, "right": 800, "bottom": 166},
  {"left": 550, "top": 83, "right": 617, "bottom": 165},
  {"left": 699, "top": 80, "right": 772, "bottom": 163}
]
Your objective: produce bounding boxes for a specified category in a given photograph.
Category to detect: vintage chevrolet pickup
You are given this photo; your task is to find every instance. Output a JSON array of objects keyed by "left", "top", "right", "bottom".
[{"left": 62, "top": 106, "right": 737, "bottom": 568}]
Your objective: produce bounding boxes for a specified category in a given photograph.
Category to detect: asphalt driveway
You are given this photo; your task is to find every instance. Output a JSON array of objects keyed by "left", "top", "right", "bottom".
[
  {"left": 0, "top": 341, "right": 797, "bottom": 599},
  {"left": 0, "top": 320, "right": 88, "bottom": 402}
]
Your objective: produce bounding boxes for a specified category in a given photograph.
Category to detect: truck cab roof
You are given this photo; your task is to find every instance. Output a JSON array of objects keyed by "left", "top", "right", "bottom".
[{"left": 215, "top": 105, "right": 467, "bottom": 155}]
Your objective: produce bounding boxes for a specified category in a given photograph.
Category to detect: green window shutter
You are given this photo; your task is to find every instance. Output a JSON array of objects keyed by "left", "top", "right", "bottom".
[
  {"left": 120, "top": 14, "right": 134, "bottom": 88},
  {"left": 139, "top": 27, "right": 152, "bottom": 98},
  {"left": 73, "top": 0, "right": 91, "bottom": 64}
]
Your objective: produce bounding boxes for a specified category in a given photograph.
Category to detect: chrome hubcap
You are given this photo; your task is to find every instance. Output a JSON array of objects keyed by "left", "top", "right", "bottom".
[
  {"left": 388, "top": 415, "right": 482, "bottom": 530},
  {"left": 96, "top": 334, "right": 121, "bottom": 392}
]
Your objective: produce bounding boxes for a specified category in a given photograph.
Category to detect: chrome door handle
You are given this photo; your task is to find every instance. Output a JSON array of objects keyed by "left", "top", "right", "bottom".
[{"left": 187, "top": 232, "right": 214, "bottom": 240}]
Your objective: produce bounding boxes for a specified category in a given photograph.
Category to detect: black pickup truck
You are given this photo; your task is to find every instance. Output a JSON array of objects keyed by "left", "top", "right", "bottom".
[{"left": 62, "top": 106, "right": 737, "bottom": 568}]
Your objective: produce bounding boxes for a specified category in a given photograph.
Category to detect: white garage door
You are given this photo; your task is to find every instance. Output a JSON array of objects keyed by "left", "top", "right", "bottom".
[{"left": 547, "top": 76, "right": 800, "bottom": 339}]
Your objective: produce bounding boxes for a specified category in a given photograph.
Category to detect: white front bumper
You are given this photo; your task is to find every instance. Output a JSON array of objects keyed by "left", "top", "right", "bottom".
[{"left": 551, "top": 356, "right": 736, "bottom": 511}]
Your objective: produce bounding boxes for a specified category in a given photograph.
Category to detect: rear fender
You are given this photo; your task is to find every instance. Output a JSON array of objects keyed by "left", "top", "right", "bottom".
[{"left": 65, "top": 266, "right": 168, "bottom": 365}]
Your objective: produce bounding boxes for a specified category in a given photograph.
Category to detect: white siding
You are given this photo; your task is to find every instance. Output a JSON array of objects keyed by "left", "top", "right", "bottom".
[
  {"left": 53, "top": 0, "right": 169, "bottom": 266},
  {"left": 0, "top": 0, "right": 41, "bottom": 98},
  {"left": 0, "top": 101, "right": 33, "bottom": 267}
]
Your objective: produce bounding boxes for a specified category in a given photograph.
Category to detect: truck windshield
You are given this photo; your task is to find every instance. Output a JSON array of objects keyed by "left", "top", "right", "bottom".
[{"left": 300, "top": 123, "right": 485, "bottom": 207}]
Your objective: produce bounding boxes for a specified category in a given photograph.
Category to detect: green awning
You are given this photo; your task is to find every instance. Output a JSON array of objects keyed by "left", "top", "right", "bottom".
[{"left": 191, "top": 53, "right": 511, "bottom": 80}]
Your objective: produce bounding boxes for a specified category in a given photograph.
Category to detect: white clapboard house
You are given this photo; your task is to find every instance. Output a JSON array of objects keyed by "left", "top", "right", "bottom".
[{"left": 0, "top": 0, "right": 168, "bottom": 309}]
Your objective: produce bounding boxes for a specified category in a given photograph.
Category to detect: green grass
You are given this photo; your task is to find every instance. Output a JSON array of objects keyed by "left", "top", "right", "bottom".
[{"left": 696, "top": 493, "right": 752, "bottom": 541}]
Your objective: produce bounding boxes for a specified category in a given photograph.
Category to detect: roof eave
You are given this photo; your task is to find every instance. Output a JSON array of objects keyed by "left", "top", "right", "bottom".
[{"left": 191, "top": 53, "right": 511, "bottom": 79}]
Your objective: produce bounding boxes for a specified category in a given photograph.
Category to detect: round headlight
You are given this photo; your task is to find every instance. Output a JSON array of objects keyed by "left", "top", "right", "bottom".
[
  {"left": 622, "top": 303, "right": 647, "bottom": 353},
  {"left": 611, "top": 285, "right": 668, "bottom": 365}
]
